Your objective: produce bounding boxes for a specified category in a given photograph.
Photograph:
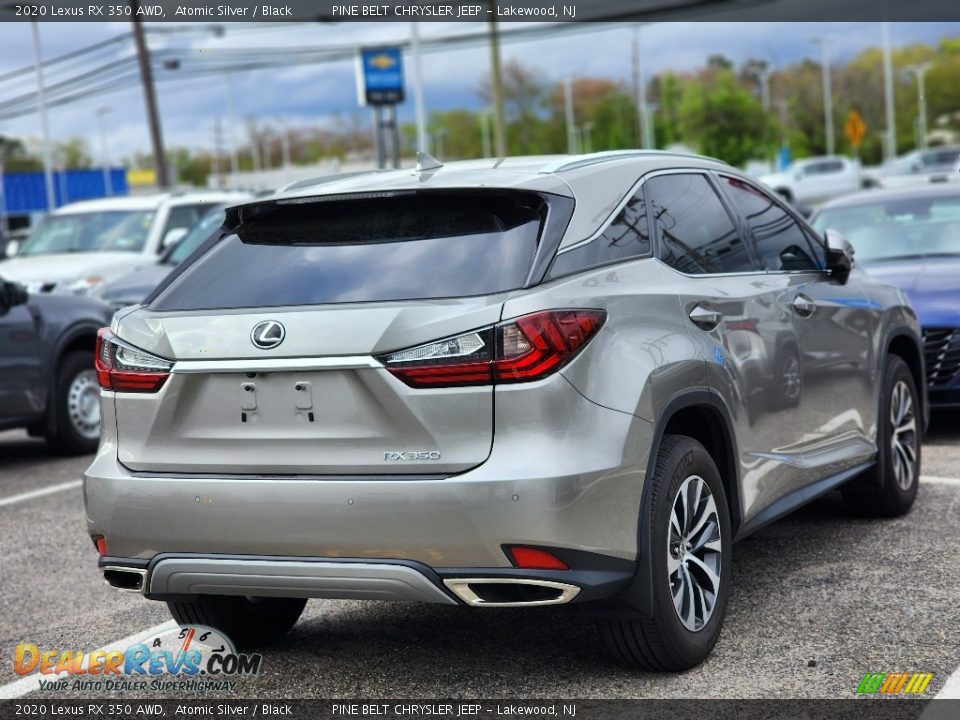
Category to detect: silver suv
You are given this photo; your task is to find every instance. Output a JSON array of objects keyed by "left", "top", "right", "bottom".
[{"left": 85, "top": 152, "right": 926, "bottom": 670}]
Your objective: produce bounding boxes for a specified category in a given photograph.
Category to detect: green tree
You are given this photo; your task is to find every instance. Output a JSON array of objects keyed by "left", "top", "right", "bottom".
[{"left": 679, "top": 69, "right": 771, "bottom": 167}]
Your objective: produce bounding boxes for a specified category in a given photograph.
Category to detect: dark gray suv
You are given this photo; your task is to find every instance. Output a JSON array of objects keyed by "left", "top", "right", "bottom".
[
  {"left": 86, "top": 151, "right": 926, "bottom": 670},
  {"left": 0, "top": 278, "right": 112, "bottom": 453}
]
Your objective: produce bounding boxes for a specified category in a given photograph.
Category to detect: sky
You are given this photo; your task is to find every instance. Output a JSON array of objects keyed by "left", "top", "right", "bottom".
[{"left": 0, "top": 20, "right": 957, "bottom": 162}]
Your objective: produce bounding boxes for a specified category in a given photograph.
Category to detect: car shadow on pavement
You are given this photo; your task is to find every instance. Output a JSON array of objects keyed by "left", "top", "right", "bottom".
[{"left": 0, "top": 431, "right": 59, "bottom": 468}]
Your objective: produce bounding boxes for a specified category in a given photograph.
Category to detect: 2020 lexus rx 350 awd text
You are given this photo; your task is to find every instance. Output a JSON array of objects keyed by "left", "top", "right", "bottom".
[{"left": 85, "top": 152, "right": 926, "bottom": 670}]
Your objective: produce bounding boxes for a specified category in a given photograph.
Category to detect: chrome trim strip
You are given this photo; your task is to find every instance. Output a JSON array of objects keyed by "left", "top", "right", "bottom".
[
  {"left": 100, "top": 566, "right": 148, "bottom": 594},
  {"left": 171, "top": 356, "right": 382, "bottom": 374},
  {"left": 443, "top": 578, "right": 581, "bottom": 607}
]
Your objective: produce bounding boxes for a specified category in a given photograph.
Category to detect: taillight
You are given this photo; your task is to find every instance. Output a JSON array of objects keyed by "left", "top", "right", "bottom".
[
  {"left": 95, "top": 327, "right": 172, "bottom": 393},
  {"left": 379, "top": 309, "right": 605, "bottom": 388}
]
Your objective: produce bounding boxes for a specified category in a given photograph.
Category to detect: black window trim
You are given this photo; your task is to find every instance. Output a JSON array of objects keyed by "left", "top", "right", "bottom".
[
  {"left": 645, "top": 168, "right": 764, "bottom": 278},
  {"left": 712, "top": 171, "right": 829, "bottom": 276},
  {"left": 545, "top": 175, "right": 654, "bottom": 281}
]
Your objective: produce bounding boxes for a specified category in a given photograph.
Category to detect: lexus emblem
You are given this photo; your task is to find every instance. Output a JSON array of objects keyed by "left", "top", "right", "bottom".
[{"left": 250, "top": 320, "right": 285, "bottom": 350}]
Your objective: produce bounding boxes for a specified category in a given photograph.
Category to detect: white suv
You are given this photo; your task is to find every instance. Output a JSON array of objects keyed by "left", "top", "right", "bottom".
[
  {"left": 759, "top": 156, "right": 864, "bottom": 205},
  {"left": 0, "top": 192, "right": 245, "bottom": 296}
]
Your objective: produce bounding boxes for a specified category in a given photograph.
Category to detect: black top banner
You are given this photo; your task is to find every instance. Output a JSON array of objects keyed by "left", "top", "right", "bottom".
[{"left": 0, "top": 0, "right": 958, "bottom": 23}]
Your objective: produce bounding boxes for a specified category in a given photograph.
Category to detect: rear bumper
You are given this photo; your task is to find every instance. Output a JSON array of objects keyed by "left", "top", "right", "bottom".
[
  {"left": 97, "top": 553, "right": 634, "bottom": 607},
  {"left": 84, "top": 377, "right": 652, "bottom": 571}
]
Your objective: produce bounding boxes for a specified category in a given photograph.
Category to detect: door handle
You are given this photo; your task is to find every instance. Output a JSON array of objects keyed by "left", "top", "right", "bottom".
[
  {"left": 688, "top": 305, "right": 722, "bottom": 331},
  {"left": 792, "top": 294, "right": 817, "bottom": 318}
]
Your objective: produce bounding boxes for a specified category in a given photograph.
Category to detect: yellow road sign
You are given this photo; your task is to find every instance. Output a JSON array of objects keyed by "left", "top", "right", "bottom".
[{"left": 845, "top": 110, "right": 866, "bottom": 148}]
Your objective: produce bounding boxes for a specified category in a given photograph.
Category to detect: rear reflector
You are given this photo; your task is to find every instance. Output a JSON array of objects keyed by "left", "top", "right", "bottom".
[
  {"left": 507, "top": 546, "right": 570, "bottom": 570},
  {"left": 95, "top": 327, "right": 172, "bottom": 393},
  {"left": 380, "top": 309, "right": 605, "bottom": 388},
  {"left": 93, "top": 536, "right": 108, "bottom": 556}
]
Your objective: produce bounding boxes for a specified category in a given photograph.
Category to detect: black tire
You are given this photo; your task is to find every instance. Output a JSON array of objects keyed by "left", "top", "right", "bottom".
[
  {"left": 45, "top": 350, "right": 100, "bottom": 455},
  {"left": 841, "top": 355, "right": 921, "bottom": 518},
  {"left": 167, "top": 596, "right": 307, "bottom": 651},
  {"left": 599, "top": 435, "right": 731, "bottom": 671}
]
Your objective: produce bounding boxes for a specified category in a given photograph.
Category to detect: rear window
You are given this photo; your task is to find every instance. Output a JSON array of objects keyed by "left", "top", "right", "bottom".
[{"left": 151, "top": 192, "right": 545, "bottom": 310}]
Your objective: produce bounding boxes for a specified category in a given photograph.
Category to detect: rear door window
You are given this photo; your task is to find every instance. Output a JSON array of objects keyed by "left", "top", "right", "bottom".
[
  {"left": 648, "top": 173, "right": 755, "bottom": 274},
  {"left": 151, "top": 192, "right": 546, "bottom": 310}
]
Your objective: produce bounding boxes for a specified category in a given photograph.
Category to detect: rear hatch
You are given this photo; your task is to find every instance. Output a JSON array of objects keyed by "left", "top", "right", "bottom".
[{"left": 111, "top": 191, "right": 550, "bottom": 475}]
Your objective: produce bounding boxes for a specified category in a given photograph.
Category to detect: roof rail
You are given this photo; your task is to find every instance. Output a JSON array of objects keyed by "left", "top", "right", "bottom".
[{"left": 539, "top": 150, "right": 729, "bottom": 174}]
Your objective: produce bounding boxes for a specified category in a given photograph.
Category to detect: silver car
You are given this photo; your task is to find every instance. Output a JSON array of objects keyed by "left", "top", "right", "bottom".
[{"left": 85, "top": 152, "right": 926, "bottom": 670}]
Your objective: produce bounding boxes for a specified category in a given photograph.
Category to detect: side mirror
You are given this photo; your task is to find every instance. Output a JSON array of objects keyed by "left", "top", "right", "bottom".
[
  {"left": 793, "top": 170, "right": 804, "bottom": 181},
  {"left": 824, "top": 228, "right": 854, "bottom": 284},
  {"left": 161, "top": 228, "right": 188, "bottom": 249},
  {"left": 4, "top": 239, "right": 19, "bottom": 258},
  {"left": 0, "top": 280, "right": 28, "bottom": 315}
]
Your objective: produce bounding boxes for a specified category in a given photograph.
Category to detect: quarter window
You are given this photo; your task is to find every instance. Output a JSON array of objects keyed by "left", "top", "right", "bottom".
[
  {"left": 720, "top": 176, "right": 821, "bottom": 272},
  {"left": 648, "top": 174, "right": 753, "bottom": 275},
  {"left": 549, "top": 185, "right": 650, "bottom": 278}
]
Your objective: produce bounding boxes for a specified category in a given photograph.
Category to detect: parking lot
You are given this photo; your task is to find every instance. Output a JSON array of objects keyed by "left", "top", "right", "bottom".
[{"left": 1, "top": 411, "right": 959, "bottom": 700}]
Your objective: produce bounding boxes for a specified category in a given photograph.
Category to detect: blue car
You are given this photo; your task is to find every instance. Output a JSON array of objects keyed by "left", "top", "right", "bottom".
[{"left": 812, "top": 184, "right": 960, "bottom": 407}]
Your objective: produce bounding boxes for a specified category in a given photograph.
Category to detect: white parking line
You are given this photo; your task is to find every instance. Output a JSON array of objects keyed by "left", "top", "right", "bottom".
[
  {"left": 934, "top": 665, "right": 960, "bottom": 699},
  {"left": 0, "top": 479, "right": 82, "bottom": 509},
  {"left": 0, "top": 620, "right": 177, "bottom": 699},
  {"left": 921, "top": 475, "right": 960, "bottom": 487}
]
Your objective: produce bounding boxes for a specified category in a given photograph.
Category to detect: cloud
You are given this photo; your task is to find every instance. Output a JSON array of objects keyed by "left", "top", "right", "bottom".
[{"left": 0, "top": 20, "right": 956, "bottom": 160}]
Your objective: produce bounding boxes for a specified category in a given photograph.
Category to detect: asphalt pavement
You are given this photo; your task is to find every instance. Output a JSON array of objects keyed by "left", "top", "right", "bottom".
[{"left": 1, "top": 411, "right": 959, "bottom": 700}]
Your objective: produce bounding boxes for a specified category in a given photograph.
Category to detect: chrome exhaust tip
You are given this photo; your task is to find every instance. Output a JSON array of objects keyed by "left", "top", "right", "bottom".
[
  {"left": 101, "top": 566, "right": 148, "bottom": 593},
  {"left": 443, "top": 578, "right": 580, "bottom": 607}
]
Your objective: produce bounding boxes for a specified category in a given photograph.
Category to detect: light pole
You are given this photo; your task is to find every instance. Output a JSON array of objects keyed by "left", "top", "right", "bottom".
[
  {"left": 881, "top": 22, "right": 897, "bottom": 161},
  {"left": 96, "top": 107, "right": 113, "bottom": 196},
  {"left": 410, "top": 22, "right": 429, "bottom": 154},
  {"left": 810, "top": 36, "right": 835, "bottom": 156},
  {"left": 487, "top": 2, "right": 506, "bottom": 158},
  {"left": 905, "top": 62, "right": 934, "bottom": 150},
  {"left": 632, "top": 25, "right": 654, "bottom": 150},
  {"left": 563, "top": 75, "right": 577, "bottom": 155},
  {"left": 29, "top": 22, "right": 55, "bottom": 211},
  {"left": 225, "top": 72, "right": 239, "bottom": 176}
]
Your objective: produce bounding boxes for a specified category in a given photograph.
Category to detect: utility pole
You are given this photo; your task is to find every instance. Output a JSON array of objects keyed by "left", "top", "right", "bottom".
[
  {"left": 279, "top": 119, "right": 291, "bottom": 168},
  {"left": 810, "top": 36, "right": 835, "bottom": 156},
  {"left": 631, "top": 26, "right": 642, "bottom": 148},
  {"left": 131, "top": 6, "right": 169, "bottom": 188},
  {"left": 487, "top": 2, "right": 507, "bottom": 158},
  {"left": 480, "top": 109, "right": 492, "bottom": 158},
  {"left": 213, "top": 117, "right": 224, "bottom": 188},
  {"left": 225, "top": 72, "right": 239, "bottom": 176},
  {"left": 564, "top": 75, "right": 577, "bottom": 154},
  {"left": 30, "top": 22, "right": 55, "bottom": 210},
  {"left": 96, "top": 106, "right": 113, "bottom": 195},
  {"left": 881, "top": 22, "right": 897, "bottom": 161},
  {"left": 905, "top": 62, "right": 934, "bottom": 150},
  {"left": 410, "top": 22, "right": 429, "bottom": 154}
]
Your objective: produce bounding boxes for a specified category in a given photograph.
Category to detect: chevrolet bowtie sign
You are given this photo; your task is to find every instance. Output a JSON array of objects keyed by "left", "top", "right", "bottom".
[{"left": 358, "top": 46, "right": 405, "bottom": 106}]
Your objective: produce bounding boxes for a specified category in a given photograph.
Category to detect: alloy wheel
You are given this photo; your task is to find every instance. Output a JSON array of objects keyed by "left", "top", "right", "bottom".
[
  {"left": 890, "top": 379, "right": 918, "bottom": 491},
  {"left": 667, "top": 475, "right": 722, "bottom": 632},
  {"left": 782, "top": 354, "right": 801, "bottom": 402}
]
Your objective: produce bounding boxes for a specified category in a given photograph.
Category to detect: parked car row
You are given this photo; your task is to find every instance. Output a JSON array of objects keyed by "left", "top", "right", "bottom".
[{"left": 0, "top": 191, "right": 246, "bottom": 449}]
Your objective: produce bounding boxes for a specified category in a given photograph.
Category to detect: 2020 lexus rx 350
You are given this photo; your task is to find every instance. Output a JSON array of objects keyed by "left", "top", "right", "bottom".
[{"left": 85, "top": 151, "right": 926, "bottom": 670}]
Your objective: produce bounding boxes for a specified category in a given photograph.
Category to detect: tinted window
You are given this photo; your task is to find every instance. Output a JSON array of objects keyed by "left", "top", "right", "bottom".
[
  {"left": 549, "top": 185, "right": 650, "bottom": 278},
  {"left": 163, "top": 205, "right": 207, "bottom": 237},
  {"left": 17, "top": 211, "right": 155, "bottom": 256},
  {"left": 720, "top": 176, "right": 821, "bottom": 271},
  {"left": 806, "top": 160, "right": 844, "bottom": 175},
  {"left": 648, "top": 174, "right": 753, "bottom": 274},
  {"left": 152, "top": 193, "right": 545, "bottom": 310},
  {"left": 165, "top": 209, "right": 226, "bottom": 266}
]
